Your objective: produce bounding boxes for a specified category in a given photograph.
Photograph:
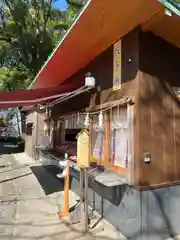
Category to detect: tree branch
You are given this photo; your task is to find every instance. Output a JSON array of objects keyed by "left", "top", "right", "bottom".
[
  {"left": 0, "top": 37, "right": 16, "bottom": 47},
  {"left": 35, "top": 7, "right": 41, "bottom": 32},
  {"left": 43, "top": 0, "right": 53, "bottom": 32},
  {"left": 4, "top": 0, "right": 13, "bottom": 15}
]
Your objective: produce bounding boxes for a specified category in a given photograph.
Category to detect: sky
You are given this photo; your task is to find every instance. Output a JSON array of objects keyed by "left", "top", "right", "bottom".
[{"left": 53, "top": 0, "right": 68, "bottom": 10}]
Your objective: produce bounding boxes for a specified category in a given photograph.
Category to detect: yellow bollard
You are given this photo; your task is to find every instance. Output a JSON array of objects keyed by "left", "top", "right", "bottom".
[{"left": 57, "top": 159, "right": 70, "bottom": 217}]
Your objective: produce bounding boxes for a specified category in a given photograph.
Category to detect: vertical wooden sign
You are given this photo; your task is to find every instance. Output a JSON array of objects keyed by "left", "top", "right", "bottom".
[
  {"left": 77, "top": 130, "right": 90, "bottom": 168},
  {"left": 113, "top": 39, "right": 122, "bottom": 91}
]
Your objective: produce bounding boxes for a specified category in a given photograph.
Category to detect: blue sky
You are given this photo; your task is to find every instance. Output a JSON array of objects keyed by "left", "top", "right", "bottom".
[{"left": 53, "top": 0, "right": 68, "bottom": 10}]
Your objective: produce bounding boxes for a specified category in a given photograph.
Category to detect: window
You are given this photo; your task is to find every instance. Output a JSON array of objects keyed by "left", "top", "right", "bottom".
[
  {"left": 110, "top": 107, "right": 128, "bottom": 168},
  {"left": 25, "top": 122, "right": 33, "bottom": 135},
  {"left": 91, "top": 114, "right": 105, "bottom": 160},
  {"left": 54, "top": 113, "right": 86, "bottom": 146},
  {"left": 21, "top": 114, "right": 26, "bottom": 134},
  {"left": 65, "top": 129, "right": 82, "bottom": 142}
]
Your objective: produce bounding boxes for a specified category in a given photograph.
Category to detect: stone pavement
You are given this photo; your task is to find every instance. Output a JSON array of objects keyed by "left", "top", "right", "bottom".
[{"left": 0, "top": 152, "right": 126, "bottom": 240}]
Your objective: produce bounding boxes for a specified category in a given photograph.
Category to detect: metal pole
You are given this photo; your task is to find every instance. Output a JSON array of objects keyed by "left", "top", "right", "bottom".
[
  {"left": 84, "top": 168, "right": 89, "bottom": 232},
  {"left": 92, "top": 190, "right": 95, "bottom": 212},
  {"left": 80, "top": 167, "right": 84, "bottom": 221},
  {"left": 34, "top": 111, "right": 38, "bottom": 161}
]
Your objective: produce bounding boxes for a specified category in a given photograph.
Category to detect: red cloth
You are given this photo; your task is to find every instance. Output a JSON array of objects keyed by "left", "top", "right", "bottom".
[{"left": 0, "top": 83, "right": 82, "bottom": 109}]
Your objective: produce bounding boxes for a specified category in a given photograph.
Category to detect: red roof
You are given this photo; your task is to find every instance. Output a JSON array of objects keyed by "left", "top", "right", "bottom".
[
  {"left": 31, "top": 0, "right": 163, "bottom": 89},
  {"left": 0, "top": 1, "right": 164, "bottom": 109}
]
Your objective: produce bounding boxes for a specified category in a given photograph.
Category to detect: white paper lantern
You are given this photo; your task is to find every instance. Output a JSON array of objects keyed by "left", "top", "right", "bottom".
[{"left": 85, "top": 76, "right": 95, "bottom": 87}]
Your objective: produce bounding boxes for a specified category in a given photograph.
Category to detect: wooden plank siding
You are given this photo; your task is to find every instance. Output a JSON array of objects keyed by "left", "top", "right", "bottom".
[
  {"left": 24, "top": 110, "right": 36, "bottom": 158},
  {"left": 51, "top": 29, "right": 180, "bottom": 188},
  {"left": 136, "top": 32, "right": 180, "bottom": 187},
  {"left": 51, "top": 29, "right": 139, "bottom": 178},
  {"left": 51, "top": 29, "right": 139, "bottom": 117}
]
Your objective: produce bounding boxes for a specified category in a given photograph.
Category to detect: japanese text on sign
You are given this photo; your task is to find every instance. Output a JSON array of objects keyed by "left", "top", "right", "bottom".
[{"left": 113, "top": 40, "right": 122, "bottom": 91}]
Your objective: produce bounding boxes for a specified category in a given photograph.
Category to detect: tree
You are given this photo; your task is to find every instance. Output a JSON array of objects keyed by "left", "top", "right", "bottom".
[
  {"left": 0, "top": 67, "right": 31, "bottom": 91},
  {"left": 0, "top": 67, "right": 32, "bottom": 134},
  {"left": 0, "top": 113, "right": 12, "bottom": 127},
  {"left": 0, "top": 0, "right": 86, "bottom": 133},
  {"left": 0, "top": 0, "right": 85, "bottom": 76},
  {"left": 0, "top": 117, "right": 6, "bottom": 127},
  {"left": 66, "top": 0, "right": 87, "bottom": 25}
]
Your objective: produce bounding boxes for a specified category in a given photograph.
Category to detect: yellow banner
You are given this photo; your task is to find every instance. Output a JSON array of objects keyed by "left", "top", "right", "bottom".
[{"left": 113, "top": 40, "right": 122, "bottom": 91}]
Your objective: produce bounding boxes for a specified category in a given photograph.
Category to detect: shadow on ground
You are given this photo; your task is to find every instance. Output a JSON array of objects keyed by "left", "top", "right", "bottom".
[{"left": 30, "top": 165, "right": 65, "bottom": 195}]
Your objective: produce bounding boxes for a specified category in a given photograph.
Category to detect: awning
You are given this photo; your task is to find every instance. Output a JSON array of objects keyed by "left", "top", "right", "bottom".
[{"left": 0, "top": 83, "right": 83, "bottom": 109}]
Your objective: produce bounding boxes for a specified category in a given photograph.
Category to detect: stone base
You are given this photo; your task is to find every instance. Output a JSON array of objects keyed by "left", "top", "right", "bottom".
[{"left": 70, "top": 171, "right": 180, "bottom": 240}]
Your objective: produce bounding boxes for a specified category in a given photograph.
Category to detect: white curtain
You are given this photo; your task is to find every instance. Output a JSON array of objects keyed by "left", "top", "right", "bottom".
[
  {"left": 92, "top": 115, "right": 104, "bottom": 159},
  {"left": 92, "top": 130, "right": 104, "bottom": 159},
  {"left": 110, "top": 107, "right": 128, "bottom": 167},
  {"left": 63, "top": 113, "right": 85, "bottom": 129}
]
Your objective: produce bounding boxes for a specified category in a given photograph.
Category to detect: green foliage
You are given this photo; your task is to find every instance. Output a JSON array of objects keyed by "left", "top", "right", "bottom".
[
  {"left": 0, "top": 67, "right": 32, "bottom": 91},
  {"left": 0, "top": 117, "right": 6, "bottom": 127},
  {"left": 3, "top": 114, "right": 12, "bottom": 125},
  {"left": 0, "top": 113, "right": 12, "bottom": 127},
  {"left": 0, "top": 0, "right": 67, "bottom": 75},
  {"left": 0, "top": 0, "right": 85, "bottom": 92}
]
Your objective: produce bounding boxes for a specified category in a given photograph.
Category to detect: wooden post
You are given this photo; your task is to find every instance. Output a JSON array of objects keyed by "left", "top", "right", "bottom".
[
  {"left": 80, "top": 167, "right": 84, "bottom": 220},
  {"left": 33, "top": 111, "right": 38, "bottom": 161},
  {"left": 57, "top": 159, "right": 70, "bottom": 217},
  {"left": 104, "top": 112, "right": 110, "bottom": 166}
]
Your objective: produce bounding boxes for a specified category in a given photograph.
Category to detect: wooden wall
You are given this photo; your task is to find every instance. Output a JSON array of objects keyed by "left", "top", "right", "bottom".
[
  {"left": 51, "top": 28, "right": 180, "bottom": 188},
  {"left": 135, "top": 32, "right": 180, "bottom": 187},
  {"left": 36, "top": 111, "right": 49, "bottom": 147},
  {"left": 25, "top": 110, "right": 36, "bottom": 158},
  {"left": 24, "top": 109, "right": 48, "bottom": 158},
  {"left": 50, "top": 28, "right": 139, "bottom": 183},
  {"left": 51, "top": 29, "right": 139, "bottom": 117}
]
